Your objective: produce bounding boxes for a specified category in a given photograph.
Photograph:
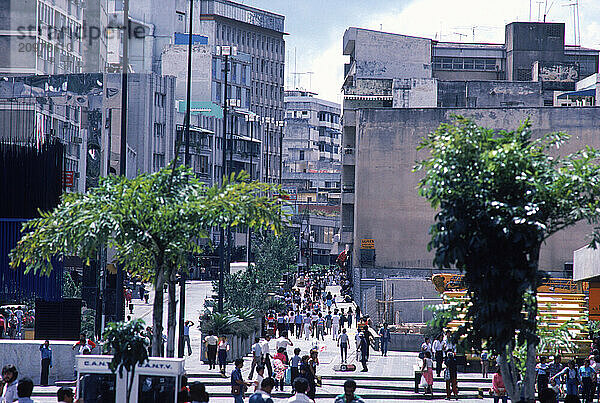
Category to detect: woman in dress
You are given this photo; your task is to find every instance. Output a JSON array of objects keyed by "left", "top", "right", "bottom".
[
  {"left": 273, "top": 347, "right": 288, "bottom": 391},
  {"left": 421, "top": 351, "right": 434, "bottom": 395},
  {"left": 217, "top": 336, "right": 230, "bottom": 376}
]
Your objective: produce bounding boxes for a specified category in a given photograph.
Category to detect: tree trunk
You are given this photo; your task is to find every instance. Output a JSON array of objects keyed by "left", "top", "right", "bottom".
[
  {"left": 522, "top": 341, "right": 537, "bottom": 402},
  {"left": 498, "top": 342, "right": 520, "bottom": 402},
  {"left": 152, "top": 262, "right": 165, "bottom": 357},
  {"left": 166, "top": 268, "right": 177, "bottom": 358}
]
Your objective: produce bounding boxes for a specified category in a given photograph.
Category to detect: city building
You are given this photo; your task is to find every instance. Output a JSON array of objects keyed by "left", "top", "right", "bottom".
[
  {"left": 195, "top": 0, "right": 286, "bottom": 184},
  {"left": 283, "top": 89, "right": 342, "bottom": 172},
  {"left": 0, "top": 72, "right": 177, "bottom": 191},
  {"left": 340, "top": 21, "right": 600, "bottom": 309},
  {"left": 0, "top": 0, "right": 110, "bottom": 75}
]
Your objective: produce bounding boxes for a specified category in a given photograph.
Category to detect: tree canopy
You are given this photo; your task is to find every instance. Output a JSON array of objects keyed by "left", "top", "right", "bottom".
[
  {"left": 416, "top": 116, "right": 600, "bottom": 401},
  {"left": 9, "top": 166, "right": 285, "bottom": 356}
]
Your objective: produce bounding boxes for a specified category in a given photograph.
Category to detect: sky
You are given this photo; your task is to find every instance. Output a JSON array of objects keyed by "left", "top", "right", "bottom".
[{"left": 241, "top": 0, "right": 600, "bottom": 104}]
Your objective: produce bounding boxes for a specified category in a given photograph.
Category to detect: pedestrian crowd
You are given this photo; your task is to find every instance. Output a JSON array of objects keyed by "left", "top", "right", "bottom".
[{"left": 0, "top": 306, "right": 33, "bottom": 340}]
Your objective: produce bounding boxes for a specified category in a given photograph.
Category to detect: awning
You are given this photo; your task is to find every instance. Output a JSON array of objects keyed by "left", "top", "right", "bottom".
[
  {"left": 233, "top": 134, "right": 261, "bottom": 143},
  {"left": 557, "top": 88, "right": 596, "bottom": 99}
]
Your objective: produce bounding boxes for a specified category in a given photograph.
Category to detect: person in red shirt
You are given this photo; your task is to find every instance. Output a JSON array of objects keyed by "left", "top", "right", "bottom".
[
  {"left": 72, "top": 333, "right": 96, "bottom": 354},
  {"left": 492, "top": 369, "right": 508, "bottom": 403}
]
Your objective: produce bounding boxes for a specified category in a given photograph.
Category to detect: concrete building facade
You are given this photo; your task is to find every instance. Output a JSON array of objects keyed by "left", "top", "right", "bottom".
[
  {"left": 283, "top": 89, "right": 342, "bottom": 173},
  {"left": 350, "top": 107, "right": 600, "bottom": 285},
  {"left": 340, "top": 21, "right": 600, "bottom": 279}
]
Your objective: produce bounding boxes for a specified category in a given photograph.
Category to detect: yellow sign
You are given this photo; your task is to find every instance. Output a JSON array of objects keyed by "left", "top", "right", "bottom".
[{"left": 360, "top": 239, "right": 375, "bottom": 249}]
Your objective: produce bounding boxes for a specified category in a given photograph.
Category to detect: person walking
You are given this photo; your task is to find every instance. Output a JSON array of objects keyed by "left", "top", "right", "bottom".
[
  {"left": 444, "top": 351, "right": 458, "bottom": 400},
  {"left": 432, "top": 334, "right": 444, "bottom": 377},
  {"left": 552, "top": 359, "right": 579, "bottom": 397},
  {"left": 249, "top": 377, "right": 275, "bottom": 403},
  {"left": 536, "top": 356, "right": 550, "bottom": 400},
  {"left": 338, "top": 328, "right": 349, "bottom": 363},
  {"left": 299, "top": 356, "right": 316, "bottom": 400},
  {"left": 347, "top": 308, "right": 353, "bottom": 329},
  {"left": 273, "top": 348, "right": 287, "bottom": 392},
  {"left": 261, "top": 336, "right": 273, "bottom": 378},
  {"left": 580, "top": 358, "right": 595, "bottom": 403},
  {"left": 315, "top": 314, "right": 325, "bottom": 341},
  {"left": 287, "top": 377, "right": 314, "bottom": 403},
  {"left": 421, "top": 351, "right": 434, "bottom": 396},
  {"left": 204, "top": 331, "right": 218, "bottom": 370},
  {"left": 480, "top": 350, "right": 489, "bottom": 378},
  {"left": 39, "top": 340, "right": 52, "bottom": 386},
  {"left": 16, "top": 377, "right": 34, "bottom": 403},
  {"left": 362, "top": 327, "right": 372, "bottom": 360},
  {"left": 331, "top": 310, "right": 340, "bottom": 340},
  {"left": 295, "top": 311, "right": 303, "bottom": 339},
  {"left": 303, "top": 314, "right": 311, "bottom": 341},
  {"left": 57, "top": 386, "right": 75, "bottom": 403},
  {"left": 491, "top": 369, "right": 508, "bottom": 403},
  {"left": 325, "top": 311, "right": 332, "bottom": 336},
  {"left": 249, "top": 337, "right": 263, "bottom": 380},
  {"left": 379, "top": 323, "right": 391, "bottom": 357},
  {"left": 217, "top": 336, "right": 230, "bottom": 376},
  {"left": 334, "top": 379, "right": 365, "bottom": 403},
  {"left": 183, "top": 320, "right": 194, "bottom": 356},
  {"left": 340, "top": 309, "right": 346, "bottom": 329},
  {"left": 358, "top": 332, "right": 368, "bottom": 372},
  {"left": 290, "top": 348, "right": 301, "bottom": 391},
  {"left": 231, "top": 358, "right": 252, "bottom": 403}
]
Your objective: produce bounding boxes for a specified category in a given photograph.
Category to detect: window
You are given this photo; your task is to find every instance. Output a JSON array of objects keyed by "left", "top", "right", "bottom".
[
  {"left": 299, "top": 150, "right": 305, "bottom": 160},
  {"left": 241, "top": 64, "right": 246, "bottom": 83},
  {"left": 215, "top": 82, "right": 222, "bottom": 102},
  {"left": 212, "top": 58, "right": 217, "bottom": 79},
  {"left": 231, "top": 62, "right": 237, "bottom": 82}
]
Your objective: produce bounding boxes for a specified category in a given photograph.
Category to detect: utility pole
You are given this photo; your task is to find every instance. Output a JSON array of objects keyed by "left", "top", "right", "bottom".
[
  {"left": 278, "top": 120, "right": 284, "bottom": 184},
  {"left": 245, "top": 114, "right": 255, "bottom": 264},
  {"left": 178, "top": 0, "right": 194, "bottom": 359},
  {"left": 217, "top": 45, "right": 235, "bottom": 313},
  {"left": 110, "top": 0, "right": 129, "bottom": 330}
]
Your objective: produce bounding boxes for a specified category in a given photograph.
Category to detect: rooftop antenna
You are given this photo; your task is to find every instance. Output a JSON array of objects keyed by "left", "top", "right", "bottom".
[
  {"left": 453, "top": 32, "right": 467, "bottom": 42},
  {"left": 563, "top": 0, "right": 581, "bottom": 46}
]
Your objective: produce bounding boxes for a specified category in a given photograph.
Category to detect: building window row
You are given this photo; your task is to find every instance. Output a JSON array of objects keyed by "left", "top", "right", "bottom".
[
  {"left": 433, "top": 57, "right": 498, "bottom": 71},
  {"left": 216, "top": 23, "right": 284, "bottom": 59},
  {"left": 318, "top": 111, "right": 340, "bottom": 124}
]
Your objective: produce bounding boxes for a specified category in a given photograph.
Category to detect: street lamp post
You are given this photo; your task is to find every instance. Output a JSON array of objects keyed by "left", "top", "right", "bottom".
[
  {"left": 177, "top": 0, "right": 194, "bottom": 359},
  {"left": 216, "top": 45, "right": 236, "bottom": 313},
  {"left": 245, "top": 113, "right": 257, "bottom": 263},
  {"left": 277, "top": 120, "right": 284, "bottom": 184}
]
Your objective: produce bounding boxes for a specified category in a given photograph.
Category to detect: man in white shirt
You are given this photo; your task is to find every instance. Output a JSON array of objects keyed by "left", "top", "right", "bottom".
[
  {"left": 287, "top": 377, "right": 314, "bottom": 403},
  {"left": 1, "top": 365, "right": 18, "bottom": 403},
  {"left": 260, "top": 336, "right": 273, "bottom": 378},
  {"left": 249, "top": 337, "right": 263, "bottom": 379},
  {"left": 331, "top": 311, "right": 340, "bottom": 340},
  {"left": 276, "top": 335, "right": 294, "bottom": 361},
  {"left": 432, "top": 334, "right": 444, "bottom": 377},
  {"left": 204, "top": 331, "right": 219, "bottom": 370},
  {"left": 443, "top": 330, "right": 455, "bottom": 354}
]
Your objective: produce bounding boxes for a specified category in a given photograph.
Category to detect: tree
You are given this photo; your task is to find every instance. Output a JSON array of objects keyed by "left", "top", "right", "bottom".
[
  {"left": 416, "top": 116, "right": 600, "bottom": 402},
  {"left": 217, "top": 229, "right": 297, "bottom": 311},
  {"left": 9, "top": 167, "right": 284, "bottom": 357},
  {"left": 102, "top": 319, "right": 149, "bottom": 403}
]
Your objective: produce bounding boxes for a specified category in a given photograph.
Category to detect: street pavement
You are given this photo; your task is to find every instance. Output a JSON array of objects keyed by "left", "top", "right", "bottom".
[{"left": 31, "top": 280, "right": 498, "bottom": 402}]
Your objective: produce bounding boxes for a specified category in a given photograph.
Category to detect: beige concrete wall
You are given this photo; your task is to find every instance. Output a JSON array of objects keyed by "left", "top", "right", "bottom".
[{"left": 354, "top": 107, "right": 600, "bottom": 272}]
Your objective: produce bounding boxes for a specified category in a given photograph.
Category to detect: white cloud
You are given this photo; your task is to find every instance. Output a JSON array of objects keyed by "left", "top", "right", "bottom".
[{"left": 300, "top": 0, "right": 600, "bottom": 103}]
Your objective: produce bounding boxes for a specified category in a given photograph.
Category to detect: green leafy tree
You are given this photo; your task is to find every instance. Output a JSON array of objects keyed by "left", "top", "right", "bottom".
[
  {"left": 102, "top": 319, "right": 149, "bottom": 403},
  {"left": 217, "top": 229, "right": 297, "bottom": 311},
  {"left": 416, "top": 116, "right": 600, "bottom": 402},
  {"left": 9, "top": 167, "right": 283, "bottom": 357}
]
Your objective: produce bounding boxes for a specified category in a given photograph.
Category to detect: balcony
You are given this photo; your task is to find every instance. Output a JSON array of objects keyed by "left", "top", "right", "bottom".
[
  {"left": 342, "top": 147, "right": 355, "bottom": 165},
  {"left": 342, "top": 183, "right": 355, "bottom": 193},
  {"left": 342, "top": 191, "right": 354, "bottom": 205}
]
